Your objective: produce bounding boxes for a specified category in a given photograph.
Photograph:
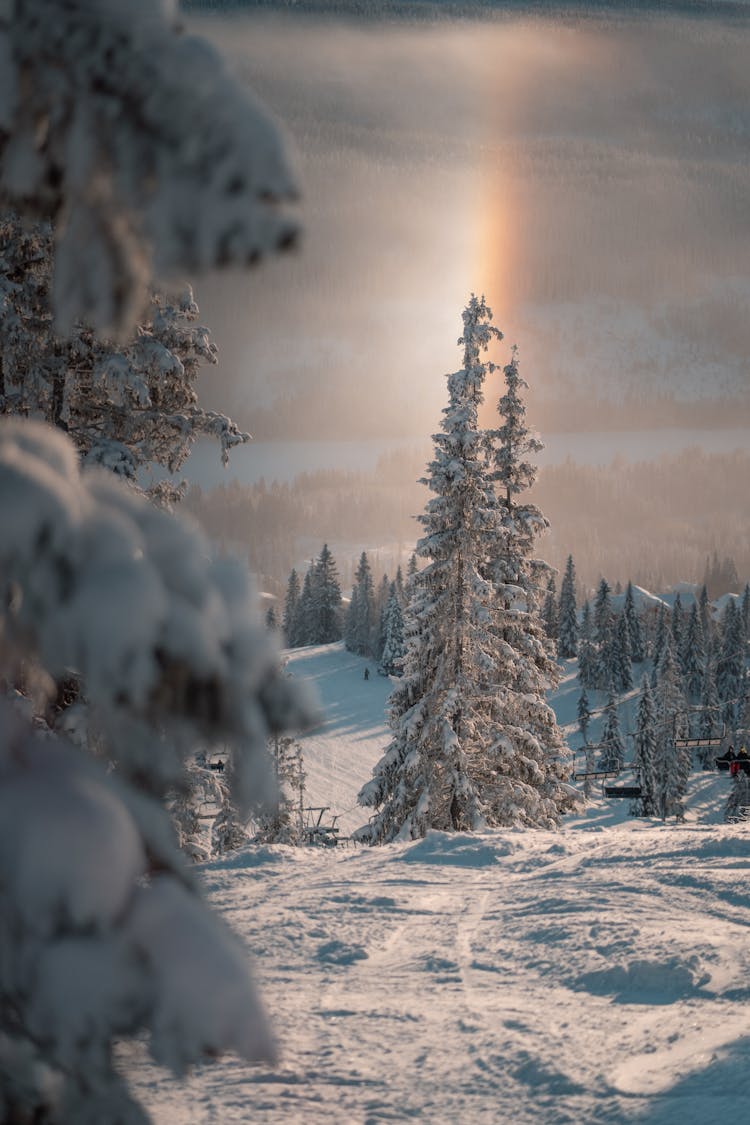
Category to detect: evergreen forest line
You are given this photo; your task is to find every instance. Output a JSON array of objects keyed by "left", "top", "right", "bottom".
[{"left": 185, "top": 445, "right": 750, "bottom": 602}]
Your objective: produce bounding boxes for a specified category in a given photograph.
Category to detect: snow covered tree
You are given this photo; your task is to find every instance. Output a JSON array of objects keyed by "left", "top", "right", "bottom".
[
  {"left": 698, "top": 656, "right": 722, "bottom": 766},
  {"left": 671, "top": 592, "right": 685, "bottom": 656},
  {"left": 557, "top": 554, "right": 578, "bottom": 659},
  {"left": 631, "top": 676, "right": 657, "bottom": 816},
  {"left": 698, "top": 583, "right": 714, "bottom": 646},
  {"left": 374, "top": 572, "right": 391, "bottom": 662},
  {"left": 612, "top": 611, "right": 633, "bottom": 693},
  {"left": 593, "top": 578, "right": 614, "bottom": 648},
  {"left": 0, "top": 0, "right": 298, "bottom": 337},
  {"left": 623, "top": 581, "right": 644, "bottom": 664},
  {"left": 741, "top": 583, "right": 750, "bottom": 643},
  {"left": 598, "top": 687, "right": 625, "bottom": 772},
  {"left": 344, "top": 583, "right": 360, "bottom": 650},
  {"left": 717, "top": 599, "right": 745, "bottom": 732},
  {"left": 294, "top": 565, "right": 314, "bottom": 646},
  {"left": 724, "top": 769, "right": 750, "bottom": 823},
  {"left": 0, "top": 421, "right": 315, "bottom": 1122},
  {"left": 577, "top": 687, "right": 591, "bottom": 744},
  {"left": 0, "top": 213, "right": 248, "bottom": 504},
  {"left": 357, "top": 299, "right": 571, "bottom": 842},
  {"left": 347, "top": 551, "right": 375, "bottom": 656},
  {"left": 654, "top": 632, "right": 691, "bottom": 820},
  {"left": 542, "top": 574, "right": 558, "bottom": 642},
  {"left": 380, "top": 584, "right": 405, "bottom": 677},
  {"left": 282, "top": 568, "right": 301, "bottom": 646},
  {"left": 0, "top": 4, "right": 309, "bottom": 1118},
  {"left": 682, "top": 601, "right": 705, "bottom": 701},
  {"left": 652, "top": 602, "right": 668, "bottom": 667},
  {"left": 310, "top": 544, "right": 343, "bottom": 644},
  {"left": 253, "top": 735, "right": 306, "bottom": 845}
]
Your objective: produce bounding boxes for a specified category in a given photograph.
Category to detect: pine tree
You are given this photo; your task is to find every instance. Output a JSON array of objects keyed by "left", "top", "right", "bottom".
[
  {"left": 623, "top": 581, "right": 644, "bottom": 663},
  {"left": 599, "top": 687, "right": 625, "bottom": 772},
  {"left": 580, "top": 599, "right": 592, "bottom": 643},
  {"left": 682, "top": 601, "right": 705, "bottom": 701},
  {"left": 358, "top": 295, "right": 505, "bottom": 839},
  {"left": 724, "top": 770, "right": 750, "bottom": 823},
  {"left": 380, "top": 585, "right": 406, "bottom": 677},
  {"left": 655, "top": 632, "right": 691, "bottom": 820},
  {"left": 577, "top": 688, "right": 591, "bottom": 744},
  {"left": 0, "top": 214, "right": 249, "bottom": 506},
  {"left": 652, "top": 602, "right": 668, "bottom": 668},
  {"left": 344, "top": 584, "right": 360, "bottom": 651},
  {"left": 592, "top": 579, "right": 615, "bottom": 689},
  {"left": 741, "top": 583, "right": 750, "bottom": 643},
  {"left": 312, "top": 544, "right": 343, "bottom": 644},
  {"left": 717, "top": 600, "right": 744, "bottom": 735},
  {"left": 375, "top": 572, "right": 391, "bottom": 661},
  {"left": 700, "top": 656, "right": 720, "bottom": 735},
  {"left": 698, "top": 583, "right": 713, "bottom": 646},
  {"left": 283, "top": 568, "right": 301, "bottom": 646},
  {"left": 348, "top": 551, "right": 375, "bottom": 656},
  {"left": 265, "top": 605, "right": 278, "bottom": 631},
  {"left": 357, "top": 298, "right": 571, "bottom": 842},
  {"left": 0, "top": 6, "right": 304, "bottom": 1118},
  {"left": 593, "top": 579, "right": 613, "bottom": 648},
  {"left": 631, "top": 676, "right": 658, "bottom": 816},
  {"left": 557, "top": 555, "right": 578, "bottom": 659},
  {"left": 671, "top": 592, "right": 684, "bottom": 656},
  {"left": 253, "top": 735, "right": 306, "bottom": 844},
  {"left": 612, "top": 612, "right": 633, "bottom": 692}
]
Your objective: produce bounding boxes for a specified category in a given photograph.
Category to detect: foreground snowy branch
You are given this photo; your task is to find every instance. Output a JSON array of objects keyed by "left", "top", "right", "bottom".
[
  {"left": 0, "top": 418, "right": 315, "bottom": 1120},
  {"left": 0, "top": 0, "right": 299, "bottom": 335}
]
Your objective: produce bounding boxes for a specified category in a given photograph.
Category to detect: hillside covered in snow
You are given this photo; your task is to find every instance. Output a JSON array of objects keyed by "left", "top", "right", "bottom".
[{"left": 123, "top": 641, "right": 750, "bottom": 1123}]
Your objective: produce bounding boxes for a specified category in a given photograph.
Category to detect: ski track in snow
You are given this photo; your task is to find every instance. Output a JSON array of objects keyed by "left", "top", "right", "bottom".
[{"left": 123, "top": 644, "right": 750, "bottom": 1124}]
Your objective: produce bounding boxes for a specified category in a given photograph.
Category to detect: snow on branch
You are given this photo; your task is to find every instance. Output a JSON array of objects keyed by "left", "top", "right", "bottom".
[
  {"left": 0, "top": 418, "right": 315, "bottom": 800},
  {"left": 0, "top": 0, "right": 299, "bottom": 335}
]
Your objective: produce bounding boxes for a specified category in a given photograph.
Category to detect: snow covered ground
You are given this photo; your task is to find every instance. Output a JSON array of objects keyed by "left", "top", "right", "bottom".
[{"left": 122, "top": 644, "right": 750, "bottom": 1123}]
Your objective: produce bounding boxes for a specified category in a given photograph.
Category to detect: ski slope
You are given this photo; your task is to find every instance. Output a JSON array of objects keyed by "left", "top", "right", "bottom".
[{"left": 123, "top": 643, "right": 750, "bottom": 1124}]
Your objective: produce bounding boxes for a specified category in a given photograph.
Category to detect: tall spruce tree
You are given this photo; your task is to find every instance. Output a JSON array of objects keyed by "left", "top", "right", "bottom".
[
  {"left": 599, "top": 687, "right": 625, "bottom": 772},
  {"left": 655, "top": 632, "right": 691, "bottom": 820},
  {"left": 612, "top": 612, "right": 633, "bottom": 692},
  {"left": 724, "top": 770, "right": 750, "bottom": 823},
  {"left": 631, "top": 676, "right": 658, "bottom": 816},
  {"left": 623, "top": 581, "right": 644, "bottom": 663},
  {"left": 577, "top": 687, "right": 591, "bottom": 745},
  {"left": 311, "top": 543, "right": 343, "bottom": 644},
  {"left": 380, "top": 584, "right": 406, "bottom": 677},
  {"left": 557, "top": 554, "right": 578, "bottom": 659},
  {"left": 717, "top": 600, "right": 744, "bottom": 710},
  {"left": 283, "top": 568, "right": 301, "bottom": 646},
  {"left": 682, "top": 601, "right": 705, "bottom": 701},
  {"left": 347, "top": 551, "right": 375, "bottom": 656},
  {"left": 357, "top": 298, "right": 570, "bottom": 841}
]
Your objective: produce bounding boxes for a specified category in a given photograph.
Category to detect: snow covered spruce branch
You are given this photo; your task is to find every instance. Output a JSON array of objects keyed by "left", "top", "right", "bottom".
[
  {"left": 0, "top": 0, "right": 299, "bottom": 336},
  {"left": 0, "top": 419, "right": 315, "bottom": 1121},
  {"left": 0, "top": 211, "right": 249, "bottom": 504}
]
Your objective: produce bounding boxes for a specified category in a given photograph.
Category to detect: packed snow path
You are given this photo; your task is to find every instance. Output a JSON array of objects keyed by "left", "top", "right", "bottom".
[{"left": 126, "top": 823, "right": 750, "bottom": 1124}]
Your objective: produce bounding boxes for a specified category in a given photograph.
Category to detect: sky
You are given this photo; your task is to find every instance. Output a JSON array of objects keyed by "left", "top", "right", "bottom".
[{"left": 187, "top": 2, "right": 750, "bottom": 439}]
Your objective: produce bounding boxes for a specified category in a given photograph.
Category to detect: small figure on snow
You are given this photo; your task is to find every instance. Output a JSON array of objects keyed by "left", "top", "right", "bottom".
[{"left": 363, "top": 666, "right": 370, "bottom": 681}]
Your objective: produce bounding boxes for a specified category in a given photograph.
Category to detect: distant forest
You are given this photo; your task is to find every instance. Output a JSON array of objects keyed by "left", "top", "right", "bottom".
[{"left": 184, "top": 445, "right": 750, "bottom": 598}]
